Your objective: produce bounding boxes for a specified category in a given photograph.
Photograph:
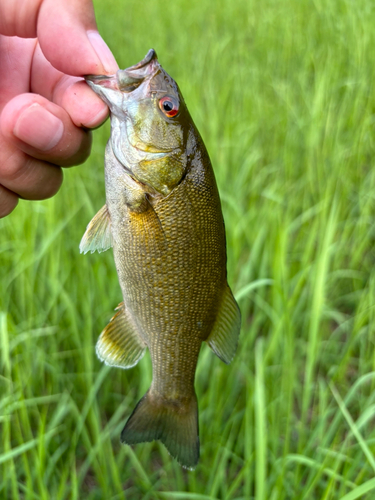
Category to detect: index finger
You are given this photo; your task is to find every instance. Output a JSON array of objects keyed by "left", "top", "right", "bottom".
[{"left": 0, "top": 0, "right": 118, "bottom": 76}]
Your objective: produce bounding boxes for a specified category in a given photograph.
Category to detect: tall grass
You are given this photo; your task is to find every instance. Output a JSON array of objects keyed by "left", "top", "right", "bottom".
[{"left": 1, "top": 0, "right": 375, "bottom": 498}]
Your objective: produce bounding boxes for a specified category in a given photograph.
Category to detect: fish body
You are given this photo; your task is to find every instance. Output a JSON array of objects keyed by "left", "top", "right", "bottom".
[{"left": 81, "top": 50, "right": 240, "bottom": 469}]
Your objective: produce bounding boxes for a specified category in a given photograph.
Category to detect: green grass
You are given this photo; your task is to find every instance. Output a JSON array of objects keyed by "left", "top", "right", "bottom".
[{"left": 2, "top": 0, "right": 375, "bottom": 498}]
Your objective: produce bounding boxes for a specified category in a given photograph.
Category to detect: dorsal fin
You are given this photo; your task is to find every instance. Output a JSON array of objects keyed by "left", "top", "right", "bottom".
[
  {"left": 80, "top": 204, "right": 112, "bottom": 254},
  {"left": 96, "top": 302, "right": 147, "bottom": 369},
  {"left": 206, "top": 285, "right": 241, "bottom": 364}
]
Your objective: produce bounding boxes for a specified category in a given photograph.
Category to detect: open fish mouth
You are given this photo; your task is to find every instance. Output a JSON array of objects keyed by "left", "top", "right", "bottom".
[
  {"left": 84, "top": 49, "right": 178, "bottom": 157},
  {"left": 85, "top": 49, "right": 159, "bottom": 92},
  {"left": 125, "top": 48, "right": 157, "bottom": 70}
]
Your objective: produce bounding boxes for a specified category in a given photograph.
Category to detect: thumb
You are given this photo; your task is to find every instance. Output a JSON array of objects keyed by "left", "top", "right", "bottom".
[{"left": 37, "top": 0, "right": 118, "bottom": 76}]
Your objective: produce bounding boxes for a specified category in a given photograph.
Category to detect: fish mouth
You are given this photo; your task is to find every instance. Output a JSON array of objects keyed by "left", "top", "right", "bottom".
[
  {"left": 85, "top": 49, "right": 174, "bottom": 156},
  {"left": 125, "top": 48, "right": 157, "bottom": 71},
  {"left": 85, "top": 49, "right": 159, "bottom": 92}
]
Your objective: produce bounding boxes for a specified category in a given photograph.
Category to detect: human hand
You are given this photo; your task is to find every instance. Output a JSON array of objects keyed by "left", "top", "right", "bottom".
[{"left": 0, "top": 0, "right": 119, "bottom": 218}]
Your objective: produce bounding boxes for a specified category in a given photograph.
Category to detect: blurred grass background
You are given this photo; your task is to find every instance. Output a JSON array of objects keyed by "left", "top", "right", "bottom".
[{"left": 2, "top": 0, "right": 375, "bottom": 498}]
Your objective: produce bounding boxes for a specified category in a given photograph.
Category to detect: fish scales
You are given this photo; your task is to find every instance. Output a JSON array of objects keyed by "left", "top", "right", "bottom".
[
  {"left": 109, "top": 145, "right": 224, "bottom": 397},
  {"left": 81, "top": 49, "right": 241, "bottom": 469}
]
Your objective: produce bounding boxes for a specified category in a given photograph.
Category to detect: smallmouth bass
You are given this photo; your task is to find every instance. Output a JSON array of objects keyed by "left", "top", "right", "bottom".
[{"left": 81, "top": 49, "right": 240, "bottom": 469}]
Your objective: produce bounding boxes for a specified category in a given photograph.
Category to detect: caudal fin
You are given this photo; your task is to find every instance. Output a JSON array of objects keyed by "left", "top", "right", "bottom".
[{"left": 121, "top": 390, "right": 199, "bottom": 469}]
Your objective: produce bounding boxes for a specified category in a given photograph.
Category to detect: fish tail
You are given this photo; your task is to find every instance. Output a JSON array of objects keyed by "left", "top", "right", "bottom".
[{"left": 121, "top": 390, "right": 199, "bottom": 470}]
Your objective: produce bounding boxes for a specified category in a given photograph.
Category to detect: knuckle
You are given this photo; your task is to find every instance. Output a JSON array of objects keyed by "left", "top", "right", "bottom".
[
  {"left": 0, "top": 185, "right": 19, "bottom": 218},
  {"left": 0, "top": 146, "right": 63, "bottom": 200}
]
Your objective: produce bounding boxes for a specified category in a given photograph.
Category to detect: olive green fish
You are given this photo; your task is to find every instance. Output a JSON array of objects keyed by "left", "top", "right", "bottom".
[{"left": 81, "top": 49, "right": 240, "bottom": 469}]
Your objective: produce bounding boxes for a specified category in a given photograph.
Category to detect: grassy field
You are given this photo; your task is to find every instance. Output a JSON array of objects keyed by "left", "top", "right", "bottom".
[{"left": 2, "top": 0, "right": 375, "bottom": 498}]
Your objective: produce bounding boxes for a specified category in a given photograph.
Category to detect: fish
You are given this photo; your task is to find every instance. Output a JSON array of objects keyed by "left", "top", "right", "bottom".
[{"left": 80, "top": 49, "right": 241, "bottom": 469}]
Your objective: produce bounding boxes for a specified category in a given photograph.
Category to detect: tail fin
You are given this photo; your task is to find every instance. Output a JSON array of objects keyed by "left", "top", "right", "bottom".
[{"left": 121, "top": 390, "right": 199, "bottom": 470}]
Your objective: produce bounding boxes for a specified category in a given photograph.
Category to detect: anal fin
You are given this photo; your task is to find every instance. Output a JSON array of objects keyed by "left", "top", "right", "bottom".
[
  {"left": 206, "top": 285, "right": 241, "bottom": 364},
  {"left": 80, "top": 204, "right": 112, "bottom": 254},
  {"left": 96, "top": 302, "right": 147, "bottom": 369}
]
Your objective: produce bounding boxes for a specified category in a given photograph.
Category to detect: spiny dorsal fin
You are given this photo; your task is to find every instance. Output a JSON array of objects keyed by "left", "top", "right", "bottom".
[
  {"left": 80, "top": 204, "right": 112, "bottom": 254},
  {"left": 96, "top": 302, "right": 147, "bottom": 369},
  {"left": 206, "top": 285, "right": 241, "bottom": 364}
]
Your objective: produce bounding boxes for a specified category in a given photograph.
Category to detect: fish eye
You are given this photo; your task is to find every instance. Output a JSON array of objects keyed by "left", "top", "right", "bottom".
[{"left": 159, "top": 96, "right": 179, "bottom": 118}]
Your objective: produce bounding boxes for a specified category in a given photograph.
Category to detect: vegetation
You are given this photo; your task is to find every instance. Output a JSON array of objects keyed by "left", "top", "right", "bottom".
[{"left": 1, "top": 0, "right": 375, "bottom": 498}]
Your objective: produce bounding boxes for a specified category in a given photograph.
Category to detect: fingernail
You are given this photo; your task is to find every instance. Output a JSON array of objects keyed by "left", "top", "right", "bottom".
[
  {"left": 87, "top": 30, "right": 119, "bottom": 74},
  {"left": 14, "top": 104, "right": 64, "bottom": 151}
]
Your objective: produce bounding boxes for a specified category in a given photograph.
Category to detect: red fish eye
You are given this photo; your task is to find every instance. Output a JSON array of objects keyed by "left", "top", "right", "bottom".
[{"left": 159, "top": 96, "right": 179, "bottom": 118}]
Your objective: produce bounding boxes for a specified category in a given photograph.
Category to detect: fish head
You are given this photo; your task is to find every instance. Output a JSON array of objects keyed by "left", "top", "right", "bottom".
[{"left": 85, "top": 49, "right": 191, "bottom": 196}]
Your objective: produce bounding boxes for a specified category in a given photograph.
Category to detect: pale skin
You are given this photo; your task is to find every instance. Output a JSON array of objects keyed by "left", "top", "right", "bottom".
[{"left": 0, "top": 0, "right": 119, "bottom": 218}]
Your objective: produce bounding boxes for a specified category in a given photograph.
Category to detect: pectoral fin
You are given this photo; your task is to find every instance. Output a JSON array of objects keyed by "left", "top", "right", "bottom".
[
  {"left": 206, "top": 285, "right": 241, "bottom": 364},
  {"left": 80, "top": 204, "right": 112, "bottom": 254},
  {"left": 96, "top": 302, "right": 147, "bottom": 369}
]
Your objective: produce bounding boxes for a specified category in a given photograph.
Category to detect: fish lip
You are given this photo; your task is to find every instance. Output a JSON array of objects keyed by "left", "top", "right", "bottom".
[
  {"left": 84, "top": 73, "right": 118, "bottom": 93},
  {"left": 84, "top": 74, "right": 113, "bottom": 82},
  {"left": 84, "top": 49, "right": 159, "bottom": 91},
  {"left": 116, "top": 49, "right": 159, "bottom": 90},
  {"left": 125, "top": 49, "right": 158, "bottom": 71}
]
